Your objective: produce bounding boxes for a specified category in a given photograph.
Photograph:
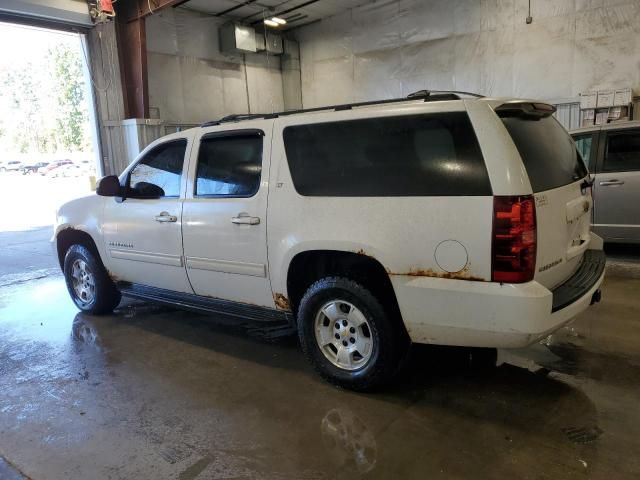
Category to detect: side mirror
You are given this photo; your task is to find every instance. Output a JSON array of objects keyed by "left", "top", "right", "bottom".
[
  {"left": 130, "top": 181, "right": 165, "bottom": 199},
  {"left": 96, "top": 175, "right": 121, "bottom": 197}
]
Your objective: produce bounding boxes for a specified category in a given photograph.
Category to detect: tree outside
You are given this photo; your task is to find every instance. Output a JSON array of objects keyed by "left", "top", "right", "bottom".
[
  {"left": 0, "top": 24, "right": 92, "bottom": 156},
  {"left": 0, "top": 23, "right": 95, "bottom": 232}
]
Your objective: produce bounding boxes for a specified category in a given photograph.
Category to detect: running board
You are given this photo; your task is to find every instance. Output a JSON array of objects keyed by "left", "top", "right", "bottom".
[{"left": 117, "top": 283, "right": 294, "bottom": 326}]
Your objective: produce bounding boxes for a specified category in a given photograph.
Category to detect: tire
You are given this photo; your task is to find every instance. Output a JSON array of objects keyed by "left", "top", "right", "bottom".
[
  {"left": 297, "top": 276, "right": 407, "bottom": 391},
  {"left": 63, "top": 244, "right": 121, "bottom": 314}
]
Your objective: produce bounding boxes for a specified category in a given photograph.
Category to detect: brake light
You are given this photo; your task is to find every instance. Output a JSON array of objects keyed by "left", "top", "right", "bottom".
[{"left": 492, "top": 195, "right": 537, "bottom": 283}]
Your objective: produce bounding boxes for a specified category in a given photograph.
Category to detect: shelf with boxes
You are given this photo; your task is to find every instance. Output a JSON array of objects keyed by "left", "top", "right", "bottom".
[{"left": 579, "top": 88, "right": 635, "bottom": 127}]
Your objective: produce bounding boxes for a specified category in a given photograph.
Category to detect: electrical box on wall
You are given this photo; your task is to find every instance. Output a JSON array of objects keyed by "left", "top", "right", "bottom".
[
  {"left": 255, "top": 32, "right": 284, "bottom": 55},
  {"left": 219, "top": 23, "right": 257, "bottom": 54}
]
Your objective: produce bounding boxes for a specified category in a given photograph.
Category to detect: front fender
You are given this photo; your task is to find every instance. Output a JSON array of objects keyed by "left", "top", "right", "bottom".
[{"left": 53, "top": 195, "right": 107, "bottom": 268}]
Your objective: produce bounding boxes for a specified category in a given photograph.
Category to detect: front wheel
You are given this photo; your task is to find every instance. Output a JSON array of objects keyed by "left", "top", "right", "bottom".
[
  {"left": 63, "top": 244, "right": 121, "bottom": 314},
  {"left": 297, "top": 277, "right": 407, "bottom": 391}
]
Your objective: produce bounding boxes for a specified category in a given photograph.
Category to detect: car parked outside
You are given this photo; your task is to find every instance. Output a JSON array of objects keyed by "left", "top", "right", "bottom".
[
  {"left": 48, "top": 163, "right": 83, "bottom": 178},
  {"left": 21, "top": 161, "right": 49, "bottom": 174},
  {"left": 39, "top": 159, "right": 72, "bottom": 176},
  {"left": 570, "top": 120, "right": 640, "bottom": 244},
  {"left": 0, "top": 160, "right": 23, "bottom": 172}
]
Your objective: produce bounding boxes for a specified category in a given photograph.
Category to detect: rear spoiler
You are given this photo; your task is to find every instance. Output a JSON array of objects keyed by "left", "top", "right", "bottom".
[{"left": 494, "top": 102, "right": 556, "bottom": 119}]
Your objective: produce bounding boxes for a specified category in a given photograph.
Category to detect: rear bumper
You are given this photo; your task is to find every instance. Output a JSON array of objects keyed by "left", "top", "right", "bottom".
[
  {"left": 392, "top": 248, "right": 605, "bottom": 349},
  {"left": 551, "top": 249, "right": 605, "bottom": 312}
]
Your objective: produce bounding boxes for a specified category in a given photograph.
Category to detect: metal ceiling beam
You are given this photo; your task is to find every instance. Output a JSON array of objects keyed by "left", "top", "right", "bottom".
[
  {"left": 215, "top": 0, "right": 259, "bottom": 17},
  {"left": 118, "top": 0, "right": 191, "bottom": 23}
]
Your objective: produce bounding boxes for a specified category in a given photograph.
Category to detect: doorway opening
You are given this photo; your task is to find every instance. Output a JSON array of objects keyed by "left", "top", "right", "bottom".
[{"left": 0, "top": 21, "right": 100, "bottom": 280}]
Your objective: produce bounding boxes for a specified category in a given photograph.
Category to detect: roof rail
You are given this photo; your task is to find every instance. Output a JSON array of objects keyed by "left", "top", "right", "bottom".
[{"left": 200, "top": 89, "right": 484, "bottom": 127}]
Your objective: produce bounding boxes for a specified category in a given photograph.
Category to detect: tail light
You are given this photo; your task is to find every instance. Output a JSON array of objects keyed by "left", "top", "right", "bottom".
[{"left": 492, "top": 195, "right": 537, "bottom": 283}]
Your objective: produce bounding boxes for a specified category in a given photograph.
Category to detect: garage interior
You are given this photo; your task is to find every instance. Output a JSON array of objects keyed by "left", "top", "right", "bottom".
[{"left": 1, "top": 0, "right": 640, "bottom": 479}]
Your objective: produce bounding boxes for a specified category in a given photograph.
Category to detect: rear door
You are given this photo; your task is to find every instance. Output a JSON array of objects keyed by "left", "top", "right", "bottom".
[
  {"left": 500, "top": 112, "right": 591, "bottom": 289},
  {"left": 592, "top": 128, "right": 640, "bottom": 242},
  {"left": 181, "top": 125, "right": 274, "bottom": 307}
]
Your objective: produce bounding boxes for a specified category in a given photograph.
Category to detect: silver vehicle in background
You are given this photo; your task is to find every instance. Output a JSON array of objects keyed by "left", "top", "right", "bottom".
[
  {"left": 0, "top": 160, "right": 23, "bottom": 172},
  {"left": 571, "top": 121, "right": 640, "bottom": 244}
]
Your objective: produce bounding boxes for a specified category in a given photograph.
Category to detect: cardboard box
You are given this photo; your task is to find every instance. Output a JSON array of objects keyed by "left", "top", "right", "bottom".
[
  {"left": 609, "top": 106, "right": 630, "bottom": 122},
  {"left": 595, "top": 110, "right": 609, "bottom": 125},
  {"left": 609, "top": 106, "right": 622, "bottom": 120},
  {"left": 597, "top": 90, "right": 615, "bottom": 108},
  {"left": 580, "top": 91, "right": 598, "bottom": 109},
  {"left": 581, "top": 108, "right": 595, "bottom": 127},
  {"left": 613, "top": 88, "right": 632, "bottom": 106}
]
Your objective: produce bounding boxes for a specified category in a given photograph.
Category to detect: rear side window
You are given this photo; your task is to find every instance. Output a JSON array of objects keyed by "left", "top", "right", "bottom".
[
  {"left": 282, "top": 112, "right": 491, "bottom": 196},
  {"left": 501, "top": 116, "right": 587, "bottom": 192},
  {"left": 195, "top": 133, "right": 263, "bottom": 197},
  {"left": 604, "top": 131, "right": 640, "bottom": 172}
]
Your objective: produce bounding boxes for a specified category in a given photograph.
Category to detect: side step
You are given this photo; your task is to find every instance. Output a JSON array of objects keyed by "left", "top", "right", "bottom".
[{"left": 117, "top": 283, "right": 296, "bottom": 338}]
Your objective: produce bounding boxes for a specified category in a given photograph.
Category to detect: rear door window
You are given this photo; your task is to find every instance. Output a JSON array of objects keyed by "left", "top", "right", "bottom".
[
  {"left": 500, "top": 116, "right": 587, "bottom": 192},
  {"left": 603, "top": 131, "right": 640, "bottom": 172},
  {"left": 195, "top": 133, "right": 263, "bottom": 197},
  {"left": 573, "top": 134, "right": 594, "bottom": 170},
  {"left": 282, "top": 112, "right": 491, "bottom": 196}
]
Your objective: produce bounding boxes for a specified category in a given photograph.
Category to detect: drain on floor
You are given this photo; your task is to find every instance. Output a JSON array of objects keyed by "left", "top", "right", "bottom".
[{"left": 561, "top": 425, "right": 603, "bottom": 444}]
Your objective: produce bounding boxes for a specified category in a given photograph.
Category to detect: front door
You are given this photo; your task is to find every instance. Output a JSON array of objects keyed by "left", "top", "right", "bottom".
[
  {"left": 593, "top": 128, "right": 640, "bottom": 242},
  {"left": 181, "top": 125, "right": 274, "bottom": 307},
  {"left": 102, "top": 137, "right": 193, "bottom": 293}
]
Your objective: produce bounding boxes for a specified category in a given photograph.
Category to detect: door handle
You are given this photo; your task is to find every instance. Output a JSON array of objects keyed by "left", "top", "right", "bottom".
[
  {"left": 155, "top": 211, "right": 177, "bottom": 223},
  {"left": 599, "top": 179, "right": 625, "bottom": 186},
  {"left": 231, "top": 213, "right": 260, "bottom": 225}
]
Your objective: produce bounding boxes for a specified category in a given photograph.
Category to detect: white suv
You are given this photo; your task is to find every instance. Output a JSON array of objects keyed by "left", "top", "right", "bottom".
[{"left": 53, "top": 92, "right": 605, "bottom": 390}]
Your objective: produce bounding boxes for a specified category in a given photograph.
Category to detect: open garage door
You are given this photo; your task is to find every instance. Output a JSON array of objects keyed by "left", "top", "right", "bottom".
[
  {"left": 0, "top": 20, "right": 100, "bottom": 285},
  {"left": 0, "top": 0, "right": 92, "bottom": 31}
]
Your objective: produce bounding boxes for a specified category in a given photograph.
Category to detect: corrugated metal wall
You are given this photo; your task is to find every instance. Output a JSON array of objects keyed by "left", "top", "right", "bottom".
[{"left": 553, "top": 101, "right": 581, "bottom": 131}]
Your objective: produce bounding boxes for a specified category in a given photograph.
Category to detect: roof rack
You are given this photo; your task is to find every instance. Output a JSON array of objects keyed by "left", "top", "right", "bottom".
[{"left": 200, "top": 89, "right": 484, "bottom": 127}]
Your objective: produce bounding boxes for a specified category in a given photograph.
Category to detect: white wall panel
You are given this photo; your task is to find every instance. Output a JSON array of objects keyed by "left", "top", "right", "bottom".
[
  {"left": 146, "top": 8, "right": 284, "bottom": 123},
  {"left": 296, "top": 0, "right": 640, "bottom": 106},
  {"left": 148, "top": 53, "right": 185, "bottom": 121}
]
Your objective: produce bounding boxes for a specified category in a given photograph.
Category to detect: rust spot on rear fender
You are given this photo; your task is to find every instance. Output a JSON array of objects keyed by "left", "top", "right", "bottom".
[
  {"left": 354, "top": 248, "right": 374, "bottom": 258},
  {"left": 388, "top": 267, "right": 486, "bottom": 282},
  {"left": 273, "top": 293, "right": 291, "bottom": 311}
]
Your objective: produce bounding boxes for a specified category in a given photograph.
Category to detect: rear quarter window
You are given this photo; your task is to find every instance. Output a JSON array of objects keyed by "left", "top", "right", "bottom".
[
  {"left": 500, "top": 115, "right": 587, "bottom": 192},
  {"left": 282, "top": 112, "right": 491, "bottom": 197}
]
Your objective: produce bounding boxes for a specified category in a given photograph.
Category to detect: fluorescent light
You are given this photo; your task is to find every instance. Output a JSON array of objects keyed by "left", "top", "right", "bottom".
[
  {"left": 271, "top": 17, "right": 286, "bottom": 25},
  {"left": 263, "top": 19, "right": 279, "bottom": 27}
]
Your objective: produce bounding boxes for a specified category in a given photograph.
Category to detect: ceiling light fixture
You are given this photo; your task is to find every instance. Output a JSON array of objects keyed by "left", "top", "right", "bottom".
[
  {"left": 271, "top": 17, "right": 286, "bottom": 25},
  {"left": 263, "top": 18, "right": 279, "bottom": 27}
]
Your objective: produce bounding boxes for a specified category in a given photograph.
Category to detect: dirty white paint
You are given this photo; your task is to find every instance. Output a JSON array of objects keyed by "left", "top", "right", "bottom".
[
  {"left": 146, "top": 8, "right": 285, "bottom": 123},
  {"left": 295, "top": 0, "right": 640, "bottom": 107}
]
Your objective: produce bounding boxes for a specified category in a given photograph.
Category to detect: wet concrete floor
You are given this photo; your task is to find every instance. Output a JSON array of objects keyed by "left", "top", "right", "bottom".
[{"left": 0, "top": 272, "right": 639, "bottom": 479}]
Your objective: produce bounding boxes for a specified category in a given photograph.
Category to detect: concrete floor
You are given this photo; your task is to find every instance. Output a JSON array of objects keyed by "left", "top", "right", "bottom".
[{"left": 1, "top": 233, "right": 639, "bottom": 479}]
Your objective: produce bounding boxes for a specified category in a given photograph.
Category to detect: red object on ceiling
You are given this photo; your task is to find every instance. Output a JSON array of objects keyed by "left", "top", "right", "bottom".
[{"left": 100, "top": 0, "right": 114, "bottom": 14}]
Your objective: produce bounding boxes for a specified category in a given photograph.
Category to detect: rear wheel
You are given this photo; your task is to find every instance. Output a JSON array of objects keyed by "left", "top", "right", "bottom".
[
  {"left": 63, "top": 244, "right": 121, "bottom": 314},
  {"left": 297, "top": 277, "right": 407, "bottom": 391}
]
